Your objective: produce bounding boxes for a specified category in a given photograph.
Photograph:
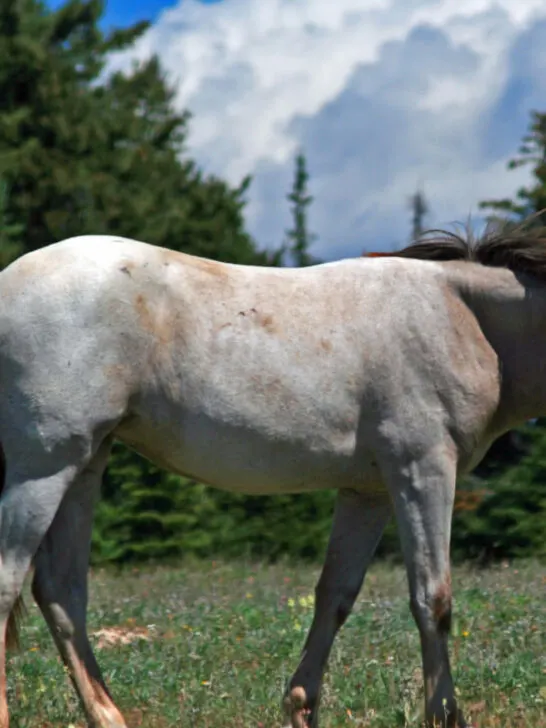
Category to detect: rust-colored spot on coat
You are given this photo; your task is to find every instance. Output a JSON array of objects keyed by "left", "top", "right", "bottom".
[
  {"left": 258, "top": 313, "right": 278, "bottom": 334},
  {"left": 239, "top": 308, "right": 279, "bottom": 334},
  {"left": 134, "top": 294, "right": 153, "bottom": 333},
  {"left": 134, "top": 294, "right": 174, "bottom": 347},
  {"left": 162, "top": 249, "right": 228, "bottom": 278},
  {"left": 432, "top": 580, "right": 452, "bottom": 633}
]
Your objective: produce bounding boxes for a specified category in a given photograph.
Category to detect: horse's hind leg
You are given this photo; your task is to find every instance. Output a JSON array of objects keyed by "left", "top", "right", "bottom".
[
  {"left": 379, "top": 442, "right": 466, "bottom": 728},
  {"left": 31, "top": 439, "right": 126, "bottom": 728},
  {"left": 0, "top": 445, "right": 86, "bottom": 728},
  {"left": 283, "top": 489, "right": 391, "bottom": 728}
]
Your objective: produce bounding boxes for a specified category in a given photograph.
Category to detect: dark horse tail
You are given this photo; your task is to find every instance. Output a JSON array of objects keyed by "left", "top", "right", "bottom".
[{"left": 0, "top": 442, "right": 25, "bottom": 650}]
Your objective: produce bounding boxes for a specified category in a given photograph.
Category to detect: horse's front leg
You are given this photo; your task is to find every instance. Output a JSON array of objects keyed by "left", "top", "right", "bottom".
[
  {"left": 379, "top": 441, "right": 467, "bottom": 728},
  {"left": 282, "top": 489, "right": 391, "bottom": 728}
]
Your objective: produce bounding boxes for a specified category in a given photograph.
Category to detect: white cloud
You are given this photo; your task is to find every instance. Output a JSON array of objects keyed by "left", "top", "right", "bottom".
[{"left": 109, "top": 0, "right": 546, "bottom": 259}]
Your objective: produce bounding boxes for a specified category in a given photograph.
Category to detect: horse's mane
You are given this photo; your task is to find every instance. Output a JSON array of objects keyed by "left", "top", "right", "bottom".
[{"left": 369, "top": 218, "right": 546, "bottom": 281}]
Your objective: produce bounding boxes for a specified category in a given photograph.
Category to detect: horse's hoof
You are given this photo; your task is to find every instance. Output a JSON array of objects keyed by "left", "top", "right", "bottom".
[{"left": 283, "top": 686, "right": 311, "bottom": 728}]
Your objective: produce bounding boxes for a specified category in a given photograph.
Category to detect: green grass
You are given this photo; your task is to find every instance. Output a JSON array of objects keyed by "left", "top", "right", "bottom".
[{"left": 8, "top": 560, "right": 546, "bottom": 727}]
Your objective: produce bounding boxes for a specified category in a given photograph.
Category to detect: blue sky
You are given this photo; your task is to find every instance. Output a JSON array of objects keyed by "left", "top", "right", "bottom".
[
  {"left": 100, "top": 0, "right": 222, "bottom": 29},
  {"left": 51, "top": 0, "right": 546, "bottom": 259},
  {"left": 99, "top": 0, "right": 178, "bottom": 28},
  {"left": 49, "top": 0, "right": 221, "bottom": 29}
]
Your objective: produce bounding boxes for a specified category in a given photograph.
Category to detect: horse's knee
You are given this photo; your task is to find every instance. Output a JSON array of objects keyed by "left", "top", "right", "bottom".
[
  {"left": 410, "top": 579, "right": 452, "bottom": 635},
  {"left": 432, "top": 581, "right": 453, "bottom": 634}
]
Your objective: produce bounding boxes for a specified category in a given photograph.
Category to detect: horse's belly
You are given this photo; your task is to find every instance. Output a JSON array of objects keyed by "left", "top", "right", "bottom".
[{"left": 115, "top": 410, "right": 379, "bottom": 495}]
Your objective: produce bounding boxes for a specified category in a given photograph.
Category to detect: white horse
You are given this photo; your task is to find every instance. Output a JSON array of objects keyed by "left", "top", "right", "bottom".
[{"left": 0, "top": 228, "right": 542, "bottom": 727}]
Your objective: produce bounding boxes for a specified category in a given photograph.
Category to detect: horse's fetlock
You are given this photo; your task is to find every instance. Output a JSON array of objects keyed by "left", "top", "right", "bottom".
[
  {"left": 425, "top": 700, "right": 459, "bottom": 728},
  {"left": 283, "top": 685, "right": 313, "bottom": 728}
]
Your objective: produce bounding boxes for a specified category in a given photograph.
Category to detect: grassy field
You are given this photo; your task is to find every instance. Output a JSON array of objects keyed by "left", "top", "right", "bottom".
[{"left": 7, "top": 559, "right": 545, "bottom": 727}]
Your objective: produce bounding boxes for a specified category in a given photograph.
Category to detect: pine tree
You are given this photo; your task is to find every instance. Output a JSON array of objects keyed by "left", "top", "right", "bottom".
[
  {"left": 0, "top": 0, "right": 150, "bottom": 247},
  {"left": 480, "top": 111, "right": 546, "bottom": 224},
  {"left": 93, "top": 443, "right": 223, "bottom": 563},
  {"left": 453, "top": 421, "right": 546, "bottom": 561},
  {"left": 409, "top": 189, "right": 428, "bottom": 241},
  {"left": 284, "top": 152, "right": 317, "bottom": 266},
  {"left": 0, "top": 0, "right": 262, "bottom": 263},
  {"left": 0, "top": 178, "right": 23, "bottom": 269}
]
